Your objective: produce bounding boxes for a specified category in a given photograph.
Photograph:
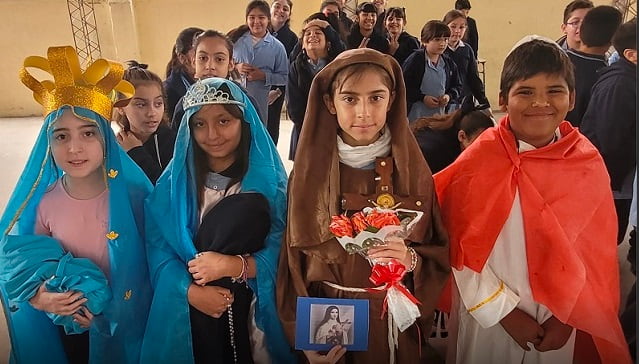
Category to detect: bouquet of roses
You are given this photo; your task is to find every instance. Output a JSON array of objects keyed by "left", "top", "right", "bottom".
[
  {"left": 329, "top": 207, "right": 422, "bottom": 259},
  {"left": 329, "top": 207, "right": 424, "bottom": 333}
]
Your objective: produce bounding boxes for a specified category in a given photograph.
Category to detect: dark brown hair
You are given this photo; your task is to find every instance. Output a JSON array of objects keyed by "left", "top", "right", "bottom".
[
  {"left": 499, "top": 39, "right": 575, "bottom": 101},
  {"left": 228, "top": 1, "right": 272, "bottom": 43},
  {"left": 116, "top": 61, "right": 168, "bottom": 130},
  {"left": 613, "top": 17, "right": 637, "bottom": 59},
  {"left": 165, "top": 27, "right": 203, "bottom": 78},
  {"left": 328, "top": 63, "right": 394, "bottom": 99},
  {"left": 420, "top": 20, "right": 451, "bottom": 43},
  {"left": 562, "top": 0, "right": 594, "bottom": 24},
  {"left": 443, "top": 9, "right": 466, "bottom": 25},
  {"left": 193, "top": 30, "right": 234, "bottom": 60},
  {"left": 579, "top": 5, "right": 622, "bottom": 47}
]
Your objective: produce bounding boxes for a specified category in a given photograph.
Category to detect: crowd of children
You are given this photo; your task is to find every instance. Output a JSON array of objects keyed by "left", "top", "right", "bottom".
[{"left": 0, "top": 0, "right": 635, "bottom": 363}]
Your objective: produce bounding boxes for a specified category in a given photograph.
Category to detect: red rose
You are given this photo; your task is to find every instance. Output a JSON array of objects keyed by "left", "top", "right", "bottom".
[
  {"left": 329, "top": 214, "right": 353, "bottom": 237},
  {"left": 350, "top": 212, "right": 369, "bottom": 234},
  {"left": 366, "top": 210, "right": 401, "bottom": 229}
]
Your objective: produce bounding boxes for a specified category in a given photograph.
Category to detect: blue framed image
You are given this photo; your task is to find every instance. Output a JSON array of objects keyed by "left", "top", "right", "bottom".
[{"left": 295, "top": 297, "right": 369, "bottom": 351}]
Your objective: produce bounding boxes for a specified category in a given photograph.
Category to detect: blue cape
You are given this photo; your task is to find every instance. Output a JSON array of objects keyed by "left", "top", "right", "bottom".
[
  {"left": 0, "top": 106, "right": 153, "bottom": 364},
  {"left": 140, "top": 78, "right": 294, "bottom": 363},
  {"left": 0, "top": 234, "right": 112, "bottom": 335}
]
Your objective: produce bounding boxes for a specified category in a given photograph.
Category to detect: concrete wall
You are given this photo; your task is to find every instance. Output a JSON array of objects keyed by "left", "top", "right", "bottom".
[{"left": 0, "top": 0, "right": 618, "bottom": 117}]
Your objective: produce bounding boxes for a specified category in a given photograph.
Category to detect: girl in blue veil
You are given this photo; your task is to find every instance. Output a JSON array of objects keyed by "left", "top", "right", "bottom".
[
  {"left": 141, "top": 77, "right": 293, "bottom": 363},
  {"left": 0, "top": 46, "right": 152, "bottom": 363}
]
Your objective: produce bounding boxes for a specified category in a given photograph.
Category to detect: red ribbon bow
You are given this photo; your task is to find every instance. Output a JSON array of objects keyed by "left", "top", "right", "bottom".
[{"left": 367, "top": 259, "right": 421, "bottom": 319}]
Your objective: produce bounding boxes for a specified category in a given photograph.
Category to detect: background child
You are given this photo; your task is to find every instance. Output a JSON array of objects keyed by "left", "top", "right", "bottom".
[
  {"left": 164, "top": 27, "right": 203, "bottom": 121},
  {"left": 0, "top": 46, "right": 152, "bottom": 363},
  {"left": 277, "top": 48, "right": 449, "bottom": 364},
  {"left": 581, "top": 17, "right": 636, "bottom": 246},
  {"left": 170, "top": 30, "right": 236, "bottom": 129},
  {"left": 557, "top": 0, "right": 593, "bottom": 50},
  {"left": 403, "top": 20, "right": 462, "bottom": 173},
  {"left": 115, "top": 61, "right": 176, "bottom": 184},
  {"left": 456, "top": 108, "right": 494, "bottom": 150},
  {"left": 435, "top": 37, "right": 631, "bottom": 364},
  {"left": 228, "top": 0, "right": 289, "bottom": 127}
]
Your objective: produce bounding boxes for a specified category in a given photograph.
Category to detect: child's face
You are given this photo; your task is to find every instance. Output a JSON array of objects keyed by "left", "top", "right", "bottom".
[
  {"left": 385, "top": 15, "right": 405, "bottom": 35},
  {"left": 323, "top": 68, "right": 394, "bottom": 147},
  {"left": 425, "top": 37, "right": 449, "bottom": 56},
  {"left": 191, "top": 104, "right": 242, "bottom": 172},
  {"left": 561, "top": 8, "right": 590, "bottom": 49},
  {"left": 302, "top": 26, "right": 328, "bottom": 55},
  {"left": 322, "top": 4, "right": 340, "bottom": 18},
  {"left": 194, "top": 37, "right": 233, "bottom": 80},
  {"left": 270, "top": 0, "right": 291, "bottom": 24},
  {"left": 50, "top": 110, "right": 104, "bottom": 180},
  {"left": 501, "top": 72, "right": 575, "bottom": 148},
  {"left": 247, "top": 8, "right": 269, "bottom": 38},
  {"left": 121, "top": 83, "right": 164, "bottom": 135},
  {"left": 447, "top": 17, "right": 467, "bottom": 45},
  {"left": 357, "top": 11, "right": 377, "bottom": 32}
]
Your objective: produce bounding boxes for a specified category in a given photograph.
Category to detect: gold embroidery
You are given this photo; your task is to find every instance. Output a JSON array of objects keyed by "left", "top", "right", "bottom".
[
  {"left": 468, "top": 280, "right": 505, "bottom": 313},
  {"left": 124, "top": 290, "right": 132, "bottom": 300},
  {"left": 106, "top": 231, "right": 119, "bottom": 240},
  {"left": 107, "top": 169, "right": 118, "bottom": 178}
]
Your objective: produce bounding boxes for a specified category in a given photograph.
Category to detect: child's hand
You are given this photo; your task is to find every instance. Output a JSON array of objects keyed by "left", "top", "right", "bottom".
[
  {"left": 236, "top": 63, "right": 253, "bottom": 75},
  {"left": 303, "top": 345, "right": 347, "bottom": 364},
  {"left": 438, "top": 94, "right": 450, "bottom": 106},
  {"left": 247, "top": 67, "right": 266, "bottom": 82},
  {"left": 72, "top": 306, "right": 94, "bottom": 328},
  {"left": 29, "top": 283, "right": 87, "bottom": 316},
  {"left": 116, "top": 130, "right": 143, "bottom": 151},
  {"left": 358, "top": 37, "right": 370, "bottom": 49},
  {"left": 534, "top": 316, "right": 572, "bottom": 352},
  {"left": 423, "top": 95, "right": 440, "bottom": 108},
  {"left": 187, "top": 284, "right": 234, "bottom": 318},
  {"left": 188, "top": 251, "right": 233, "bottom": 285},
  {"left": 388, "top": 33, "right": 400, "bottom": 55},
  {"left": 367, "top": 236, "right": 411, "bottom": 268},
  {"left": 499, "top": 308, "right": 544, "bottom": 351}
]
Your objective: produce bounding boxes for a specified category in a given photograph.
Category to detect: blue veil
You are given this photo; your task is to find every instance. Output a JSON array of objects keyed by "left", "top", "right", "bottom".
[
  {"left": 141, "top": 78, "right": 294, "bottom": 363},
  {"left": 0, "top": 106, "right": 152, "bottom": 364}
]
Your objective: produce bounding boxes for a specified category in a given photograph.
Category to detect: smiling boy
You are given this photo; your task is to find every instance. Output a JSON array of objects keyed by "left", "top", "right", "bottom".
[{"left": 435, "top": 37, "right": 631, "bottom": 364}]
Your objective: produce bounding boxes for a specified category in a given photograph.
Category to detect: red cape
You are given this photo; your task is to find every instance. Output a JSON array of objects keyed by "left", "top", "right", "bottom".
[{"left": 434, "top": 116, "right": 630, "bottom": 364}]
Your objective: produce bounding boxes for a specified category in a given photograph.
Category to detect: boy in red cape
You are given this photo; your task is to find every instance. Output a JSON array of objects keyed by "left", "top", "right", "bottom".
[{"left": 435, "top": 36, "right": 631, "bottom": 364}]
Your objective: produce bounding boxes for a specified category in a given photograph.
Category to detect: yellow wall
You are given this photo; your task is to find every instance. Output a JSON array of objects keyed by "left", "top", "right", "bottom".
[{"left": 0, "top": 0, "right": 616, "bottom": 117}]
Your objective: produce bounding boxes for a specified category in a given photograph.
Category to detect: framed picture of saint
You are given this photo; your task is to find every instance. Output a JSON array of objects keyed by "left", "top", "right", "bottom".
[{"left": 295, "top": 297, "right": 369, "bottom": 351}]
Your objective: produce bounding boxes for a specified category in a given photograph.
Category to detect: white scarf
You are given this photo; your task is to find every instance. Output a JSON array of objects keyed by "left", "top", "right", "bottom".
[{"left": 337, "top": 126, "right": 392, "bottom": 169}]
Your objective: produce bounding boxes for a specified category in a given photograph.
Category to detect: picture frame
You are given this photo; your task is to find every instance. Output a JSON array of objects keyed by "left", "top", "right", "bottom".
[{"left": 294, "top": 297, "right": 369, "bottom": 351}]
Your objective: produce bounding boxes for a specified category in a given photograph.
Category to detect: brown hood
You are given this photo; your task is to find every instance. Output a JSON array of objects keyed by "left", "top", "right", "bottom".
[{"left": 287, "top": 48, "right": 436, "bottom": 253}]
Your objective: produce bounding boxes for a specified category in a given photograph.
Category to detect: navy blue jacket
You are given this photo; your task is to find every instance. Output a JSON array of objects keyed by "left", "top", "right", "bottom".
[
  {"left": 444, "top": 43, "right": 489, "bottom": 107},
  {"left": 581, "top": 57, "right": 636, "bottom": 191},
  {"left": 402, "top": 49, "right": 463, "bottom": 110}
]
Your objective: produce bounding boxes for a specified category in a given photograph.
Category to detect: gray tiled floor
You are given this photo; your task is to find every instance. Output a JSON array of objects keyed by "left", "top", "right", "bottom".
[{"left": 0, "top": 116, "right": 634, "bottom": 362}]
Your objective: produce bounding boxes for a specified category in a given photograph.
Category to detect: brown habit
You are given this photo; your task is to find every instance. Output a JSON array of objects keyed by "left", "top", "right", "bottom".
[{"left": 276, "top": 49, "right": 450, "bottom": 363}]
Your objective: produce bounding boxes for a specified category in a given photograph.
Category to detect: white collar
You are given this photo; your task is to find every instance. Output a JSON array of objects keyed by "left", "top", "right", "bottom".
[
  {"left": 517, "top": 128, "right": 562, "bottom": 153},
  {"left": 337, "top": 126, "right": 392, "bottom": 169}
]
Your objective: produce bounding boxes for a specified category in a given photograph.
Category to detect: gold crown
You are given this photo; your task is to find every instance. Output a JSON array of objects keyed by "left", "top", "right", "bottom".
[{"left": 19, "top": 46, "right": 134, "bottom": 119}]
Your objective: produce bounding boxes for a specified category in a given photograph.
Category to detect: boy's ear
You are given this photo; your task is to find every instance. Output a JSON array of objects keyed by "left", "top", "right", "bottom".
[
  {"left": 115, "top": 107, "right": 125, "bottom": 116},
  {"left": 498, "top": 95, "right": 508, "bottom": 112},
  {"left": 457, "top": 129, "right": 466, "bottom": 143},
  {"left": 623, "top": 48, "right": 638, "bottom": 65},
  {"left": 568, "top": 90, "right": 576, "bottom": 111},
  {"left": 323, "top": 94, "right": 337, "bottom": 114}
]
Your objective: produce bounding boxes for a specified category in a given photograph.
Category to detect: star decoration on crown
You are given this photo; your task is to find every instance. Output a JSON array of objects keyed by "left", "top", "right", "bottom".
[{"left": 182, "top": 80, "right": 244, "bottom": 110}]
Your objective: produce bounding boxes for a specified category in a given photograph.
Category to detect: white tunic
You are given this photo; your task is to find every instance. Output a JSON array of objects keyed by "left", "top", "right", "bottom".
[{"left": 447, "top": 134, "right": 576, "bottom": 364}]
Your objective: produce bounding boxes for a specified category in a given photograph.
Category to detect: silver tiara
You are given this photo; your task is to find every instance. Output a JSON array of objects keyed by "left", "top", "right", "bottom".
[{"left": 182, "top": 80, "right": 245, "bottom": 110}]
